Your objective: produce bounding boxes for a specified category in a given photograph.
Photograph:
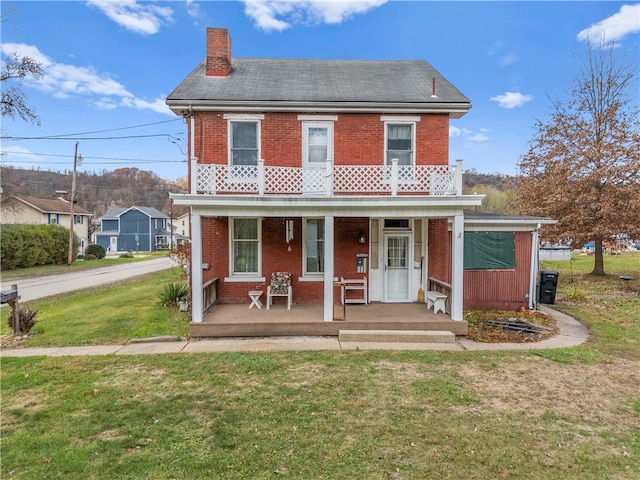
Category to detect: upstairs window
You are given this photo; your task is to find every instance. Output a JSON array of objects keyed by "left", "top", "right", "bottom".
[
  {"left": 382, "top": 116, "right": 419, "bottom": 167},
  {"left": 230, "top": 121, "right": 259, "bottom": 166},
  {"left": 386, "top": 124, "right": 414, "bottom": 166}
]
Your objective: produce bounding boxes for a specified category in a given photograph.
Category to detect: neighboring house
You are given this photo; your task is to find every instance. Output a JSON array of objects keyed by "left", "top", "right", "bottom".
[
  {"left": 170, "top": 212, "right": 191, "bottom": 247},
  {"left": 94, "top": 206, "right": 170, "bottom": 253},
  {"left": 0, "top": 194, "right": 93, "bottom": 256},
  {"left": 163, "top": 200, "right": 191, "bottom": 247},
  {"left": 166, "top": 27, "right": 550, "bottom": 336}
]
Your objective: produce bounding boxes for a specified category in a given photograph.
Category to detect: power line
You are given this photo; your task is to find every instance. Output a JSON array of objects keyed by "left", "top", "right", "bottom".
[
  {"left": 0, "top": 118, "right": 184, "bottom": 140},
  {"left": 2, "top": 133, "right": 183, "bottom": 141},
  {"left": 1, "top": 150, "right": 186, "bottom": 163}
]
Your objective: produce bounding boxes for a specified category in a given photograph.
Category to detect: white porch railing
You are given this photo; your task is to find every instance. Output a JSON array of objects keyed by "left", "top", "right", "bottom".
[{"left": 192, "top": 158, "right": 462, "bottom": 196}]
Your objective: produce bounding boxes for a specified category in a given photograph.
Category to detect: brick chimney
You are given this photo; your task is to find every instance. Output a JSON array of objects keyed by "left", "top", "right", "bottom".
[{"left": 206, "top": 28, "right": 232, "bottom": 76}]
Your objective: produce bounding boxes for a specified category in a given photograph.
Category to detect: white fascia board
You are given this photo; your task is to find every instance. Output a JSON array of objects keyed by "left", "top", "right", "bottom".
[
  {"left": 167, "top": 102, "right": 471, "bottom": 118},
  {"left": 170, "top": 193, "right": 481, "bottom": 218}
]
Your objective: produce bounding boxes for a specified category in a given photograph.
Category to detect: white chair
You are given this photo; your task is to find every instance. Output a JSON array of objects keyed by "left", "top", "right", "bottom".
[{"left": 266, "top": 272, "right": 292, "bottom": 310}]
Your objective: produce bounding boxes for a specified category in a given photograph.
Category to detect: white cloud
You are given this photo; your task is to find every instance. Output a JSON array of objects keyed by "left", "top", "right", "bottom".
[
  {"left": 449, "top": 126, "right": 471, "bottom": 137},
  {"left": 449, "top": 126, "right": 489, "bottom": 144},
  {"left": 577, "top": 4, "right": 640, "bottom": 46},
  {"left": 468, "top": 129, "right": 490, "bottom": 142},
  {"left": 87, "top": 0, "right": 173, "bottom": 35},
  {"left": 1, "top": 43, "right": 172, "bottom": 115},
  {"left": 489, "top": 91, "right": 533, "bottom": 109},
  {"left": 186, "top": 0, "right": 202, "bottom": 21},
  {"left": 499, "top": 54, "right": 518, "bottom": 66},
  {"left": 242, "top": 0, "right": 387, "bottom": 32}
]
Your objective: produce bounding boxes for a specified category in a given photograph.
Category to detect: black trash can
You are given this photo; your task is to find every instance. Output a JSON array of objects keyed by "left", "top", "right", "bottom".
[{"left": 539, "top": 270, "right": 559, "bottom": 304}]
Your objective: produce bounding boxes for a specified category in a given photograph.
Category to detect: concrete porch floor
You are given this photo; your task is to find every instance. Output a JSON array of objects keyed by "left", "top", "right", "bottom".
[{"left": 190, "top": 302, "right": 468, "bottom": 338}]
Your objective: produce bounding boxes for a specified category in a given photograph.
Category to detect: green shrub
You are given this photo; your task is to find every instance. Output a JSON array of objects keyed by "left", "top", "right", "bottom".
[
  {"left": 157, "top": 282, "right": 189, "bottom": 307},
  {"left": 1, "top": 224, "right": 78, "bottom": 270},
  {"left": 86, "top": 244, "right": 106, "bottom": 259},
  {"left": 119, "top": 252, "right": 134, "bottom": 259},
  {"left": 7, "top": 308, "right": 38, "bottom": 334}
]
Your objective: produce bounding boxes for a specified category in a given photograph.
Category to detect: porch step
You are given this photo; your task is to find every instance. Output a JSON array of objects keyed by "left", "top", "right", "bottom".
[{"left": 338, "top": 329, "right": 456, "bottom": 344}]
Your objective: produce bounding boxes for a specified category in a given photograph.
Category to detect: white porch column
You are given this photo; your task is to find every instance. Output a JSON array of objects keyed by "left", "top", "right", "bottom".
[
  {"left": 323, "top": 215, "right": 335, "bottom": 321},
  {"left": 191, "top": 213, "right": 203, "bottom": 323},
  {"left": 450, "top": 214, "right": 464, "bottom": 321}
]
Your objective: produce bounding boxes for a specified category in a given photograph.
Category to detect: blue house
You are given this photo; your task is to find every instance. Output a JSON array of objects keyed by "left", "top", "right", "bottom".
[{"left": 95, "top": 206, "right": 171, "bottom": 253}]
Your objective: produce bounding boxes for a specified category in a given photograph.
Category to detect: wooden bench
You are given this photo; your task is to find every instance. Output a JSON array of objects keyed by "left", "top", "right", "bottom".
[
  {"left": 425, "top": 291, "right": 447, "bottom": 314},
  {"left": 340, "top": 277, "right": 367, "bottom": 305}
]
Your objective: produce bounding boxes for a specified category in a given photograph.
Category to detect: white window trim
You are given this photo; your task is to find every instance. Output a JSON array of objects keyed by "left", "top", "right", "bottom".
[
  {"left": 228, "top": 217, "right": 262, "bottom": 278},
  {"left": 383, "top": 119, "right": 417, "bottom": 166},
  {"left": 225, "top": 114, "right": 263, "bottom": 166},
  {"left": 298, "top": 114, "right": 338, "bottom": 121},
  {"left": 302, "top": 121, "right": 334, "bottom": 167},
  {"left": 303, "top": 217, "right": 325, "bottom": 277}
]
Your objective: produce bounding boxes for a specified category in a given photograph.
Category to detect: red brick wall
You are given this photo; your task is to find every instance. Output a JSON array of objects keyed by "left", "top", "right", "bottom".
[
  {"left": 190, "top": 112, "right": 450, "bottom": 170},
  {"left": 200, "top": 216, "right": 369, "bottom": 305},
  {"left": 427, "top": 218, "right": 450, "bottom": 283}
]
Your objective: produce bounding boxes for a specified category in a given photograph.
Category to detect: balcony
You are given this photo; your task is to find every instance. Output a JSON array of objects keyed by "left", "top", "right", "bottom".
[{"left": 191, "top": 158, "right": 463, "bottom": 197}]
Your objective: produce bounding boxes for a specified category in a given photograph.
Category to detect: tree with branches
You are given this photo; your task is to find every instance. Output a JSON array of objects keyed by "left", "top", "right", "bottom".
[
  {"left": 1, "top": 7, "right": 44, "bottom": 124},
  {"left": 515, "top": 42, "right": 640, "bottom": 275}
]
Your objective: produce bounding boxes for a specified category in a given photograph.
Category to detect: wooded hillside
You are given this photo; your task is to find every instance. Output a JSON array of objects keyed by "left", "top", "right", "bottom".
[{"left": 0, "top": 167, "right": 187, "bottom": 217}]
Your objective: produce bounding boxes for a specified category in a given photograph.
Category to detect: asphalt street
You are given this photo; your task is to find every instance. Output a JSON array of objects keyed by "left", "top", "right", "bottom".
[{"left": 1, "top": 257, "right": 175, "bottom": 303}]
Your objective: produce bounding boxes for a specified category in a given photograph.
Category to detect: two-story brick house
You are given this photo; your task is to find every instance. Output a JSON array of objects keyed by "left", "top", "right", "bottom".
[{"left": 167, "top": 27, "right": 486, "bottom": 336}]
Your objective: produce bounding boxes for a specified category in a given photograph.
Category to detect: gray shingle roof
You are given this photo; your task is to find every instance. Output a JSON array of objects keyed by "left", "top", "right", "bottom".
[
  {"left": 167, "top": 58, "right": 470, "bottom": 115},
  {"left": 6, "top": 195, "right": 92, "bottom": 215},
  {"left": 100, "top": 206, "right": 169, "bottom": 220}
]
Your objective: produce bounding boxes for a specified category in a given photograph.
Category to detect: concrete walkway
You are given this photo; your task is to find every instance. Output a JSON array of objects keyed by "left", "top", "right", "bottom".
[{"left": 0, "top": 306, "right": 590, "bottom": 358}]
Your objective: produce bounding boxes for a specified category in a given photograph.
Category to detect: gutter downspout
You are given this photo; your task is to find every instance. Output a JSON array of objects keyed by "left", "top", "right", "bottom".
[{"left": 528, "top": 224, "right": 541, "bottom": 310}]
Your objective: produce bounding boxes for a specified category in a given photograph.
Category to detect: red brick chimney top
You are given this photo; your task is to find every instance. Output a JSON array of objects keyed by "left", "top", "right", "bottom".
[{"left": 206, "top": 27, "right": 232, "bottom": 77}]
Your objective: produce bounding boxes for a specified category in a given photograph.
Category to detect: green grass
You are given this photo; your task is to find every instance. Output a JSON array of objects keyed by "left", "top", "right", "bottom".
[
  {"left": 2, "top": 352, "right": 638, "bottom": 479},
  {"left": 0, "top": 251, "right": 167, "bottom": 281},
  {"left": 1, "top": 251, "right": 639, "bottom": 479},
  {"left": 1, "top": 269, "right": 189, "bottom": 345}
]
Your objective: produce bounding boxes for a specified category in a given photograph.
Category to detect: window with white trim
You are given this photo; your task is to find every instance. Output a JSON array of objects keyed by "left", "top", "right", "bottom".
[
  {"left": 231, "top": 218, "right": 260, "bottom": 275},
  {"left": 304, "top": 218, "right": 324, "bottom": 275},
  {"left": 385, "top": 123, "right": 415, "bottom": 166},
  {"left": 302, "top": 122, "right": 333, "bottom": 166},
  {"left": 230, "top": 121, "right": 259, "bottom": 165}
]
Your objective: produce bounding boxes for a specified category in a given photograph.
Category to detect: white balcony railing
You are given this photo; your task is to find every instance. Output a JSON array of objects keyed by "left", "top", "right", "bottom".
[{"left": 191, "top": 158, "right": 462, "bottom": 196}]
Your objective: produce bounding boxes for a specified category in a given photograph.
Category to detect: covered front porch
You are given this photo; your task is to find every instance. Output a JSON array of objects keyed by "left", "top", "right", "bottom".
[{"left": 190, "top": 302, "right": 468, "bottom": 338}]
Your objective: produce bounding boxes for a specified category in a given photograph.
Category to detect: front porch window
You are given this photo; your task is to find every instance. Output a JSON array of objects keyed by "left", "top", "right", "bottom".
[
  {"left": 232, "top": 218, "right": 260, "bottom": 274},
  {"left": 304, "top": 218, "right": 324, "bottom": 275}
]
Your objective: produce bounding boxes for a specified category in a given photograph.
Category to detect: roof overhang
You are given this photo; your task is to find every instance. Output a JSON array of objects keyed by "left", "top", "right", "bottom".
[
  {"left": 170, "top": 193, "right": 483, "bottom": 218},
  {"left": 460, "top": 216, "right": 557, "bottom": 232},
  {"left": 166, "top": 101, "right": 471, "bottom": 118}
]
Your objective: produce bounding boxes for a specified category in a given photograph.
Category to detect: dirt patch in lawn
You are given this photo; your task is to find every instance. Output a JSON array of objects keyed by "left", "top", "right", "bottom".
[{"left": 465, "top": 310, "right": 558, "bottom": 343}]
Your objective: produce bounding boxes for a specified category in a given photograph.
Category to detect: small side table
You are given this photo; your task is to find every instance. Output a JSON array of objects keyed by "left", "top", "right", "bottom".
[{"left": 248, "top": 290, "right": 263, "bottom": 309}]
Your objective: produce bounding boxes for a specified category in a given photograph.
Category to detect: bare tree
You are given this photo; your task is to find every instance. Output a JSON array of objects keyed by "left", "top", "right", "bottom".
[
  {"left": 1, "top": 7, "right": 44, "bottom": 124},
  {"left": 515, "top": 42, "right": 640, "bottom": 275}
]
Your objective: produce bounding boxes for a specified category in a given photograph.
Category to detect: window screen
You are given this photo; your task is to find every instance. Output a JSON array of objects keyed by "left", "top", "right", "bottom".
[{"left": 464, "top": 232, "right": 515, "bottom": 270}]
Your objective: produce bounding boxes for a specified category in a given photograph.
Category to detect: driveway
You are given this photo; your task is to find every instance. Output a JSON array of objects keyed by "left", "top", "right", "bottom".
[{"left": 1, "top": 257, "right": 176, "bottom": 303}]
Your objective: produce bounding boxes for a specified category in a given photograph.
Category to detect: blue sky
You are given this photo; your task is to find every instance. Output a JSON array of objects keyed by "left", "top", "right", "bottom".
[{"left": 1, "top": 1, "right": 639, "bottom": 181}]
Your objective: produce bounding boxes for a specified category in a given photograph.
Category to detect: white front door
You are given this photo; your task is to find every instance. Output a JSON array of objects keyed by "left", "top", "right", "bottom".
[
  {"left": 110, "top": 236, "right": 118, "bottom": 252},
  {"left": 302, "top": 123, "right": 332, "bottom": 194},
  {"left": 383, "top": 233, "right": 412, "bottom": 302}
]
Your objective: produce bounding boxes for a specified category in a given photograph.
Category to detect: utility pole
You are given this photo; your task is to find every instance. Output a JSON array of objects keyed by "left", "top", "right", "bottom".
[{"left": 67, "top": 143, "right": 81, "bottom": 265}]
